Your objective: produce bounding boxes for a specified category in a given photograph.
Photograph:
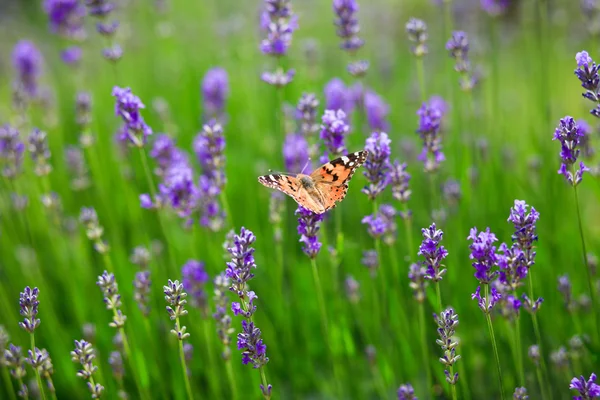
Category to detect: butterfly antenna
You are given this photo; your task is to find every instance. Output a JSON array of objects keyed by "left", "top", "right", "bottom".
[{"left": 300, "top": 157, "right": 312, "bottom": 174}]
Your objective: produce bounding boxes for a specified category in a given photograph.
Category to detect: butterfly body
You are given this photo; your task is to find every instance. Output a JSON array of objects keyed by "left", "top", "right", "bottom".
[{"left": 258, "top": 150, "right": 368, "bottom": 214}]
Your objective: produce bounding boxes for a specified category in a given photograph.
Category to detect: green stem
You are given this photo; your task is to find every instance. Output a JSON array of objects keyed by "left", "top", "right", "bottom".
[
  {"left": 259, "top": 367, "right": 271, "bottom": 399},
  {"left": 402, "top": 204, "right": 414, "bottom": 263},
  {"left": 528, "top": 272, "right": 552, "bottom": 400},
  {"left": 30, "top": 334, "right": 47, "bottom": 400},
  {"left": 202, "top": 321, "right": 217, "bottom": 398},
  {"left": 484, "top": 285, "right": 505, "bottom": 399},
  {"left": 416, "top": 56, "right": 427, "bottom": 103},
  {"left": 225, "top": 360, "right": 238, "bottom": 400},
  {"left": 118, "top": 327, "right": 147, "bottom": 400},
  {"left": 514, "top": 315, "right": 525, "bottom": 386},
  {"left": 418, "top": 302, "right": 432, "bottom": 396},
  {"left": 435, "top": 281, "right": 443, "bottom": 313},
  {"left": 17, "top": 377, "right": 29, "bottom": 399},
  {"left": 2, "top": 367, "right": 17, "bottom": 400},
  {"left": 102, "top": 253, "right": 114, "bottom": 273},
  {"left": 175, "top": 318, "right": 194, "bottom": 400},
  {"left": 449, "top": 365, "right": 458, "bottom": 400}
]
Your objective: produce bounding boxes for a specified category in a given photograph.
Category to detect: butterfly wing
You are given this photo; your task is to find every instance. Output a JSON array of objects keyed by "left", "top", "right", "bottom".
[
  {"left": 309, "top": 150, "right": 368, "bottom": 211},
  {"left": 257, "top": 174, "right": 326, "bottom": 214}
]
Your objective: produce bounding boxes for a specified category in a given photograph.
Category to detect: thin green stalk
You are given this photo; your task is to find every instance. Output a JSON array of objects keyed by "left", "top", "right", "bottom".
[
  {"left": 457, "top": 351, "right": 471, "bottom": 400},
  {"left": 484, "top": 285, "right": 505, "bottom": 399},
  {"left": 17, "top": 376, "right": 29, "bottom": 399},
  {"left": 428, "top": 172, "right": 437, "bottom": 219},
  {"left": 118, "top": 327, "right": 146, "bottom": 400},
  {"left": 259, "top": 367, "right": 271, "bottom": 400},
  {"left": 528, "top": 272, "right": 552, "bottom": 400},
  {"left": 225, "top": 360, "right": 238, "bottom": 400},
  {"left": 30, "top": 334, "right": 47, "bottom": 400},
  {"left": 175, "top": 318, "right": 194, "bottom": 400},
  {"left": 449, "top": 365, "right": 458, "bottom": 400},
  {"left": 573, "top": 184, "right": 599, "bottom": 339},
  {"left": 514, "top": 315, "right": 525, "bottom": 386},
  {"left": 418, "top": 302, "right": 432, "bottom": 396},
  {"left": 435, "top": 281, "right": 443, "bottom": 313},
  {"left": 371, "top": 362, "right": 387, "bottom": 400},
  {"left": 202, "top": 321, "right": 218, "bottom": 398},
  {"left": 2, "top": 367, "right": 17, "bottom": 400},
  {"left": 416, "top": 56, "right": 427, "bottom": 103}
]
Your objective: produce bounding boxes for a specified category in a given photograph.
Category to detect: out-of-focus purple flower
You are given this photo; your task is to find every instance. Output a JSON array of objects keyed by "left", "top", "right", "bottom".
[
  {"left": 443, "top": 178, "right": 461, "bottom": 207},
  {"left": 133, "top": 270, "right": 151, "bottom": 317},
  {"left": 296, "top": 93, "right": 320, "bottom": 138},
  {"left": 85, "top": 0, "right": 120, "bottom": 61},
  {"left": 362, "top": 131, "right": 391, "bottom": 199},
  {"left": 446, "top": 31, "right": 477, "bottom": 91},
  {"left": 261, "top": 68, "right": 295, "bottom": 87},
  {"left": 472, "top": 285, "right": 502, "bottom": 314},
  {"left": 467, "top": 227, "right": 499, "bottom": 284},
  {"left": 364, "top": 91, "right": 390, "bottom": 131},
  {"left": 76, "top": 91, "right": 92, "bottom": 127},
  {"left": 283, "top": 133, "right": 310, "bottom": 173},
  {"left": 513, "top": 387, "right": 528, "bottom": 400},
  {"left": 61, "top": 46, "right": 82, "bottom": 66},
  {"left": 43, "top": 0, "right": 86, "bottom": 39},
  {"left": 361, "top": 250, "right": 379, "bottom": 277},
  {"left": 159, "top": 162, "right": 199, "bottom": 218},
  {"left": 102, "top": 44, "right": 123, "bottom": 62},
  {"left": 333, "top": 0, "right": 364, "bottom": 51},
  {"left": 320, "top": 109, "right": 349, "bottom": 161},
  {"left": 112, "top": 86, "right": 152, "bottom": 147},
  {"left": 406, "top": 18, "right": 428, "bottom": 56},
  {"left": 0, "top": 124, "right": 25, "bottom": 179},
  {"left": 419, "top": 223, "right": 448, "bottom": 282},
  {"left": 570, "top": 373, "right": 600, "bottom": 399},
  {"left": 397, "top": 383, "right": 417, "bottom": 400},
  {"left": 197, "top": 174, "right": 225, "bottom": 231},
  {"left": 182, "top": 260, "right": 210, "bottom": 315},
  {"left": 260, "top": 0, "right": 297, "bottom": 56},
  {"left": 416, "top": 97, "right": 445, "bottom": 172},
  {"left": 434, "top": 307, "right": 460, "bottom": 385},
  {"left": 362, "top": 213, "right": 386, "bottom": 238},
  {"left": 28, "top": 128, "right": 52, "bottom": 176},
  {"left": 85, "top": 0, "right": 114, "bottom": 17},
  {"left": 345, "top": 275, "right": 360, "bottom": 303},
  {"left": 507, "top": 199, "right": 539, "bottom": 268},
  {"left": 194, "top": 121, "right": 226, "bottom": 190},
  {"left": 213, "top": 272, "right": 233, "bottom": 360},
  {"left": 408, "top": 263, "right": 428, "bottom": 303},
  {"left": 296, "top": 206, "right": 324, "bottom": 259},
  {"left": 202, "top": 68, "right": 229, "bottom": 122},
  {"left": 497, "top": 243, "right": 527, "bottom": 291},
  {"left": 12, "top": 40, "right": 43, "bottom": 98},
  {"left": 324, "top": 78, "right": 353, "bottom": 116},
  {"left": 65, "top": 145, "right": 91, "bottom": 190},
  {"left": 577, "top": 119, "right": 596, "bottom": 159},
  {"left": 553, "top": 116, "right": 590, "bottom": 186},
  {"left": 390, "top": 160, "right": 411, "bottom": 204},
  {"left": 481, "top": 0, "right": 510, "bottom": 16},
  {"left": 19, "top": 287, "right": 40, "bottom": 333},
  {"left": 151, "top": 134, "right": 184, "bottom": 176},
  {"left": 558, "top": 274, "right": 576, "bottom": 312},
  {"left": 347, "top": 59, "right": 369, "bottom": 77},
  {"left": 97, "top": 21, "right": 119, "bottom": 36}
]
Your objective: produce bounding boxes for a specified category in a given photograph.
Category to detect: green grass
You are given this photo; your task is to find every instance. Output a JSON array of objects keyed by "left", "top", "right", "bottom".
[{"left": 0, "top": 0, "right": 599, "bottom": 399}]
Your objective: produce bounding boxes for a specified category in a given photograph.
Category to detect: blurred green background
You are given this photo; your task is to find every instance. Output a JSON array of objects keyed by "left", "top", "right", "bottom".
[{"left": 0, "top": 0, "right": 599, "bottom": 399}]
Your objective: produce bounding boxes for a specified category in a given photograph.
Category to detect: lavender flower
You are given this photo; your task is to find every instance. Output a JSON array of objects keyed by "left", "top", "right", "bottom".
[
  {"left": 390, "top": 160, "right": 411, "bottom": 204},
  {"left": 197, "top": 174, "right": 226, "bottom": 231},
  {"left": 296, "top": 93, "right": 320, "bottom": 138},
  {"left": 19, "top": 287, "right": 40, "bottom": 333},
  {"left": 419, "top": 223, "right": 448, "bottom": 282},
  {"left": 0, "top": 124, "right": 25, "bottom": 179},
  {"left": 159, "top": 161, "right": 199, "bottom": 218},
  {"left": 182, "top": 260, "right": 210, "bottom": 315},
  {"left": 345, "top": 275, "right": 360, "bottom": 304},
  {"left": 513, "top": 387, "right": 529, "bottom": 400},
  {"left": 108, "top": 351, "right": 123, "bottom": 381},
  {"left": 364, "top": 91, "right": 390, "bottom": 131},
  {"left": 296, "top": 206, "right": 324, "bottom": 258},
  {"left": 85, "top": 0, "right": 120, "bottom": 61},
  {"left": 416, "top": 98, "right": 445, "bottom": 172},
  {"left": 570, "top": 373, "right": 600, "bottom": 399},
  {"left": 434, "top": 307, "right": 460, "bottom": 385},
  {"left": 362, "top": 250, "right": 379, "bottom": 277},
  {"left": 71, "top": 340, "right": 104, "bottom": 398},
  {"left": 443, "top": 179, "right": 461, "bottom": 207},
  {"left": 26, "top": 347, "right": 48, "bottom": 372},
  {"left": 261, "top": 68, "right": 295, "bottom": 87},
  {"left": 12, "top": 40, "right": 43, "bottom": 98},
  {"left": 521, "top": 293, "right": 544, "bottom": 314},
  {"left": 577, "top": 119, "right": 595, "bottom": 159},
  {"left": 497, "top": 243, "right": 527, "bottom": 291},
  {"left": 213, "top": 272, "right": 234, "bottom": 360},
  {"left": 76, "top": 91, "right": 92, "bottom": 128},
  {"left": 406, "top": 18, "right": 428, "bottom": 56},
  {"left": 201, "top": 67, "right": 229, "bottom": 122},
  {"left": 43, "top": 0, "right": 86, "bottom": 39},
  {"left": 80, "top": 206, "right": 108, "bottom": 253},
  {"left": 260, "top": 0, "right": 297, "bottom": 56},
  {"left": 283, "top": 133, "right": 310, "bottom": 173},
  {"left": 130, "top": 246, "right": 151, "bottom": 269},
  {"left": 324, "top": 78, "right": 353, "bottom": 116},
  {"left": 66, "top": 145, "right": 91, "bottom": 190},
  {"left": 195, "top": 121, "right": 226, "bottom": 189},
  {"left": 61, "top": 46, "right": 83, "bottom": 66},
  {"left": 507, "top": 200, "right": 539, "bottom": 267},
  {"left": 269, "top": 192, "right": 284, "bottom": 243},
  {"left": 112, "top": 86, "right": 152, "bottom": 147},
  {"left": 362, "top": 131, "right": 391, "bottom": 200},
  {"left": 553, "top": 116, "right": 590, "bottom": 186},
  {"left": 164, "top": 280, "right": 190, "bottom": 340},
  {"left": 226, "top": 227, "right": 257, "bottom": 298},
  {"left": 333, "top": 0, "right": 364, "bottom": 51},
  {"left": 472, "top": 285, "right": 502, "bottom": 314},
  {"left": 28, "top": 128, "right": 52, "bottom": 176},
  {"left": 4, "top": 344, "right": 27, "bottom": 384},
  {"left": 446, "top": 31, "right": 477, "bottom": 91},
  {"left": 408, "top": 263, "right": 428, "bottom": 303},
  {"left": 97, "top": 271, "right": 127, "bottom": 328},
  {"left": 575, "top": 51, "right": 600, "bottom": 115},
  {"left": 467, "top": 227, "right": 499, "bottom": 284},
  {"left": 133, "top": 271, "right": 151, "bottom": 317},
  {"left": 397, "top": 383, "right": 417, "bottom": 400},
  {"left": 481, "top": 0, "right": 511, "bottom": 16},
  {"left": 320, "top": 109, "right": 349, "bottom": 161},
  {"left": 558, "top": 274, "right": 576, "bottom": 312},
  {"left": 85, "top": 0, "right": 115, "bottom": 17}
]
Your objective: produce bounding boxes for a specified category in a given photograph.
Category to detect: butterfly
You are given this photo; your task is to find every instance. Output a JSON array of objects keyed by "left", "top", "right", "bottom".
[{"left": 258, "top": 150, "right": 368, "bottom": 214}]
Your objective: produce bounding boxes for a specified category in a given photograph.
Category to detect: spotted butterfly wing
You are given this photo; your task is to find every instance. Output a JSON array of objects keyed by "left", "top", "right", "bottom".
[{"left": 258, "top": 150, "right": 368, "bottom": 214}]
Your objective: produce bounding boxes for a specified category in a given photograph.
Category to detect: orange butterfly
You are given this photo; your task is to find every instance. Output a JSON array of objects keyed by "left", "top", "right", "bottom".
[{"left": 258, "top": 150, "right": 368, "bottom": 214}]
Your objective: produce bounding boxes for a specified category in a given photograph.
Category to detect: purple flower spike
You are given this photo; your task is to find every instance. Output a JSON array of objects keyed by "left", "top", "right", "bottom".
[
  {"left": 575, "top": 50, "right": 600, "bottom": 112},
  {"left": 19, "top": 287, "right": 41, "bottom": 333},
  {"left": 472, "top": 285, "right": 502, "bottom": 314},
  {"left": 434, "top": 307, "right": 460, "bottom": 385},
  {"left": 419, "top": 223, "right": 448, "bottom": 282},
  {"left": 182, "top": 260, "right": 210, "bottom": 315},
  {"left": 364, "top": 91, "right": 390, "bottom": 131},
  {"left": 320, "top": 109, "right": 350, "bottom": 161},
  {"left": 406, "top": 17, "right": 428, "bottom": 57},
  {"left": 408, "top": 263, "right": 428, "bottom": 303},
  {"left": 416, "top": 97, "right": 446, "bottom": 172},
  {"left": 507, "top": 199, "right": 539, "bottom": 267},
  {"left": 12, "top": 40, "right": 43, "bottom": 98},
  {"left": 570, "top": 373, "right": 600, "bottom": 400},
  {"left": 159, "top": 161, "right": 199, "bottom": 218},
  {"left": 0, "top": 124, "right": 25, "bottom": 179},
  {"left": 467, "top": 227, "right": 499, "bottom": 284},
  {"left": 226, "top": 227, "right": 257, "bottom": 296},
  {"left": 296, "top": 206, "right": 324, "bottom": 259},
  {"left": 61, "top": 46, "right": 82, "bottom": 66},
  {"left": 260, "top": 0, "right": 297, "bottom": 57},
  {"left": 362, "top": 131, "right": 391, "bottom": 200},
  {"left": 333, "top": 0, "right": 364, "bottom": 52},
  {"left": 513, "top": 387, "right": 528, "bottom": 400},
  {"left": 112, "top": 86, "right": 152, "bottom": 147},
  {"left": 390, "top": 160, "right": 411, "bottom": 206},
  {"left": 324, "top": 78, "right": 353, "bottom": 117},
  {"left": 202, "top": 67, "right": 229, "bottom": 122},
  {"left": 296, "top": 93, "right": 320, "bottom": 138},
  {"left": 446, "top": 31, "right": 477, "bottom": 91},
  {"left": 497, "top": 243, "right": 527, "bottom": 291},
  {"left": 553, "top": 116, "right": 590, "bottom": 186},
  {"left": 397, "top": 383, "right": 417, "bottom": 400},
  {"left": 481, "top": 0, "right": 511, "bottom": 17},
  {"left": 43, "top": 0, "right": 86, "bottom": 39},
  {"left": 283, "top": 133, "right": 310, "bottom": 173},
  {"left": 151, "top": 134, "right": 183, "bottom": 176},
  {"left": 194, "top": 121, "right": 226, "bottom": 189}
]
